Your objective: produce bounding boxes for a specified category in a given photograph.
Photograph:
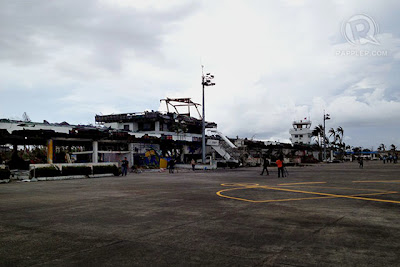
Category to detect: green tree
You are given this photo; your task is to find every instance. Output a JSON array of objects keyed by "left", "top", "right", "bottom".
[
  {"left": 328, "top": 128, "right": 337, "bottom": 150},
  {"left": 378, "top": 144, "right": 386, "bottom": 151},
  {"left": 336, "top": 126, "right": 344, "bottom": 144},
  {"left": 312, "top": 124, "right": 324, "bottom": 146},
  {"left": 335, "top": 126, "right": 344, "bottom": 159}
]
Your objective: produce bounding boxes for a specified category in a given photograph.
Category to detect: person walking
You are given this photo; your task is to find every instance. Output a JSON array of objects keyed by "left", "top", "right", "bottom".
[
  {"left": 121, "top": 157, "right": 129, "bottom": 176},
  {"left": 276, "top": 157, "right": 284, "bottom": 178},
  {"left": 169, "top": 159, "right": 175, "bottom": 173},
  {"left": 260, "top": 157, "right": 269, "bottom": 176},
  {"left": 191, "top": 158, "right": 196, "bottom": 171},
  {"left": 358, "top": 157, "right": 363, "bottom": 169}
]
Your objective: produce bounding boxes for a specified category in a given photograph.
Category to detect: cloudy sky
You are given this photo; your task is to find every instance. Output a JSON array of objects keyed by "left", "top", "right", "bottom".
[{"left": 1, "top": 0, "right": 399, "bottom": 149}]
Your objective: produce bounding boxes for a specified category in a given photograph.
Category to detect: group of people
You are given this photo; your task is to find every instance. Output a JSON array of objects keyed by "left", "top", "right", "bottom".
[
  {"left": 260, "top": 156, "right": 286, "bottom": 178},
  {"left": 121, "top": 153, "right": 400, "bottom": 177},
  {"left": 382, "top": 154, "right": 398, "bottom": 164},
  {"left": 122, "top": 155, "right": 286, "bottom": 177}
]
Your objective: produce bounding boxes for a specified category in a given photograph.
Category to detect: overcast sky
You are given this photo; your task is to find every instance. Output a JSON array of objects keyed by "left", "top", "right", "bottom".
[{"left": 0, "top": 0, "right": 399, "bottom": 149}]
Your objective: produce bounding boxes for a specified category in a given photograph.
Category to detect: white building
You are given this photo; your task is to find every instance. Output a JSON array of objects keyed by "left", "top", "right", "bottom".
[{"left": 289, "top": 119, "right": 312, "bottom": 145}]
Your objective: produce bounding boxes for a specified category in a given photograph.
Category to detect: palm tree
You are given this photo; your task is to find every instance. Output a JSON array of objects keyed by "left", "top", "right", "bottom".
[
  {"left": 378, "top": 143, "right": 386, "bottom": 151},
  {"left": 334, "top": 133, "right": 339, "bottom": 149},
  {"left": 328, "top": 128, "right": 336, "bottom": 140},
  {"left": 336, "top": 126, "right": 344, "bottom": 144},
  {"left": 311, "top": 124, "right": 325, "bottom": 161},
  {"left": 390, "top": 144, "right": 397, "bottom": 151},
  {"left": 312, "top": 124, "right": 324, "bottom": 146},
  {"left": 336, "top": 126, "right": 344, "bottom": 159},
  {"left": 353, "top": 146, "right": 362, "bottom": 154},
  {"left": 328, "top": 128, "right": 337, "bottom": 150}
]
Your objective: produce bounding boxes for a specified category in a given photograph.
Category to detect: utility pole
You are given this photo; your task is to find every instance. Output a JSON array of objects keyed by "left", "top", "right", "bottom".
[
  {"left": 201, "top": 66, "right": 215, "bottom": 163},
  {"left": 323, "top": 111, "right": 330, "bottom": 162}
]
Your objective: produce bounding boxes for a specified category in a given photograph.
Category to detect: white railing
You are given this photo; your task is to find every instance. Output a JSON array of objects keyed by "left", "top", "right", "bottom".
[{"left": 30, "top": 162, "right": 119, "bottom": 171}]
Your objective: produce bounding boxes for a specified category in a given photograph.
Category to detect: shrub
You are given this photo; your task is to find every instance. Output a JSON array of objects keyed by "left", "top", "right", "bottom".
[
  {"left": 93, "top": 165, "right": 119, "bottom": 176},
  {"left": 30, "top": 167, "right": 61, "bottom": 178},
  {"left": 62, "top": 166, "right": 91, "bottom": 176},
  {"left": 0, "top": 169, "right": 10, "bottom": 180}
]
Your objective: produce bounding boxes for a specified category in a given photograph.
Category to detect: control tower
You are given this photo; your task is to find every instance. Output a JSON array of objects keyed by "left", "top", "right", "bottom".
[{"left": 289, "top": 118, "right": 312, "bottom": 145}]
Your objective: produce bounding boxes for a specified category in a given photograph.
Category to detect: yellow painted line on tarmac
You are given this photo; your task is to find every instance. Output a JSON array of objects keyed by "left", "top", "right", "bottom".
[
  {"left": 259, "top": 186, "right": 400, "bottom": 204},
  {"left": 216, "top": 184, "right": 400, "bottom": 204},
  {"left": 221, "top": 183, "right": 259, "bottom": 187},
  {"left": 352, "top": 180, "right": 400, "bottom": 183},
  {"left": 216, "top": 186, "right": 330, "bottom": 203},
  {"left": 288, "top": 185, "right": 391, "bottom": 193},
  {"left": 216, "top": 188, "right": 259, "bottom": 203},
  {"left": 278, "top": 182, "right": 326, "bottom": 186}
]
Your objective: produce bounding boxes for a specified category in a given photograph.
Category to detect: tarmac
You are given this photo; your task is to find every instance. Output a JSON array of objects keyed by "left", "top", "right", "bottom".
[{"left": 1, "top": 161, "right": 400, "bottom": 266}]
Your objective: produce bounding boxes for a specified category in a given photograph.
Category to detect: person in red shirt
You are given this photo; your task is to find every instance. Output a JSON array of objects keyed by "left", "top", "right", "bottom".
[{"left": 276, "top": 157, "right": 284, "bottom": 178}]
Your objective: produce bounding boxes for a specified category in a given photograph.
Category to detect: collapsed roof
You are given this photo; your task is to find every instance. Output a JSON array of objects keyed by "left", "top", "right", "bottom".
[{"left": 95, "top": 111, "right": 217, "bottom": 129}]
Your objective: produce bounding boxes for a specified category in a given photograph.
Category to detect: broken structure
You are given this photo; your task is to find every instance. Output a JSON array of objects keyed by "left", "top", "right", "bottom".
[
  {"left": 0, "top": 99, "right": 326, "bottom": 171},
  {"left": 0, "top": 98, "right": 242, "bottom": 169}
]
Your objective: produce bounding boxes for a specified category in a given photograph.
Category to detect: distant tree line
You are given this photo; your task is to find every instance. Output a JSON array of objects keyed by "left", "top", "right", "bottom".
[{"left": 311, "top": 124, "right": 398, "bottom": 160}]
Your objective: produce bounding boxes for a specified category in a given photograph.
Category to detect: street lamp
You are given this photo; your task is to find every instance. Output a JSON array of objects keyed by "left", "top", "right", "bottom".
[
  {"left": 201, "top": 66, "right": 215, "bottom": 163},
  {"left": 323, "top": 111, "right": 330, "bottom": 162}
]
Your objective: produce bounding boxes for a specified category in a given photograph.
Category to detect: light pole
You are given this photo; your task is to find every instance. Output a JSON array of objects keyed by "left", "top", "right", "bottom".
[
  {"left": 323, "top": 111, "right": 330, "bottom": 162},
  {"left": 201, "top": 66, "right": 215, "bottom": 163}
]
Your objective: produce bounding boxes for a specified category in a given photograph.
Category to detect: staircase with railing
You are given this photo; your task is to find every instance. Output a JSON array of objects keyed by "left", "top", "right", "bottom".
[{"left": 207, "top": 129, "right": 240, "bottom": 163}]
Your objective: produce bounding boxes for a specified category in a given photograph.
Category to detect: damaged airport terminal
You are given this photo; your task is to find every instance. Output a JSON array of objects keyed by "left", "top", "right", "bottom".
[{"left": 0, "top": 98, "right": 319, "bottom": 181}]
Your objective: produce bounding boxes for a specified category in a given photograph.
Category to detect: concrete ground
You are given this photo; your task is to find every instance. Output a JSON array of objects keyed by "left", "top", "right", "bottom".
[{"left": 1, "top": 161, "right": 400, "bottom": 266}]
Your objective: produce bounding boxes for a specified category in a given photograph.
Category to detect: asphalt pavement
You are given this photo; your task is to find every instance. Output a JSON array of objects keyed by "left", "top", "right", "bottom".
[{"left": 1, "top": 161, "right": 399, "bottom": 266}]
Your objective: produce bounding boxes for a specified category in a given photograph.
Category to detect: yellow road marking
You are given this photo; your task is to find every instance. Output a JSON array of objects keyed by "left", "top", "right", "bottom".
[
  {"left": 221, "top": 183, "right": 259, "bottom": 187},
  {"left": 260, "top": 186, "right": 400, "bottom": 204},
  {"left": 217, "top": 186, "right": 397, "bottom": 203},
  {"left": 216, "top": 184, "right": 400, "bottom": 204},
  {"left": 286, "top": 185, "right": 391, "bottom": 193},
  {"left": 352, "top": 180, "right": 400, "bottom": 183},
  {"left": 279, "top": 182, "right": 326, "bottom": 186},
  {"left": 216, "top": 188, "right": 330, "bottom": 203}
]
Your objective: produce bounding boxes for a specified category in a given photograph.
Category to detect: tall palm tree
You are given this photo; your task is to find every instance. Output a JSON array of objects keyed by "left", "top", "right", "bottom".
[
  {"left": 336, "top": 126, "right": 344, "bottom": 144},
  {"left": 378, "top": 144, "right": 386, "bottom": 151},
  {"left": 311, "top": 124, "right": 325, "bottom": 161},
  {"left": 312, "top": 124, "right": 324, "bottom": 146},
  {"left": 335, "top": 133, "right": 341, "bottom": 146},
  {"left": 390, "top": 144, "right": 397, "bottom": 151},
  {"left": 336, "top": 126, "right": 344, "bottom": 159},
  {"left": 328, "top": 128, "right": 337, "bottom": 149},
  {"left": 328, "top": 128, "right": 336, "bottom": 140}
]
